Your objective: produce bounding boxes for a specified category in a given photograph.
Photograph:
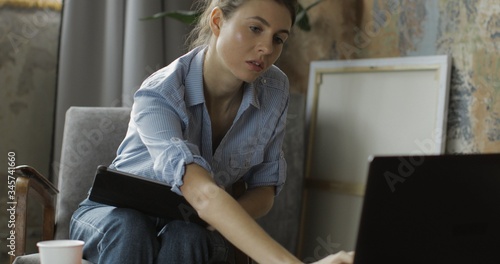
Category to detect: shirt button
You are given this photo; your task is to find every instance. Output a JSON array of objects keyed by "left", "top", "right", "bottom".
[{"left": 261, "top": 78, "right": 267, "bottom": 84}]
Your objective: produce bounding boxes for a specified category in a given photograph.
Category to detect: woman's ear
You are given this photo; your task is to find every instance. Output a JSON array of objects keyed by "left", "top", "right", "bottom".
[{"left": 209, "top": 7, "right": 223, "bottom": 37}]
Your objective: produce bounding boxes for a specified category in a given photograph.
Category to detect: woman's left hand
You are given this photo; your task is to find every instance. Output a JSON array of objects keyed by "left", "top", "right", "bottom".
[{"left": 312, "top": 251, "right": 355, "bottom": 264}]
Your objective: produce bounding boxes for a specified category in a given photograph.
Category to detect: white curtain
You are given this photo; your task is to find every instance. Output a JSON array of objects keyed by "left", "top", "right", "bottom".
[{"left": 53, "top": 0, "right": 194, "bottom": 175}]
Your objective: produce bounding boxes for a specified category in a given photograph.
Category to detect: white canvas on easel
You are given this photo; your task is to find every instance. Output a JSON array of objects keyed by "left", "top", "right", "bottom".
[{"left": 298, "top": 55, "right": 451, "bottom": 260}]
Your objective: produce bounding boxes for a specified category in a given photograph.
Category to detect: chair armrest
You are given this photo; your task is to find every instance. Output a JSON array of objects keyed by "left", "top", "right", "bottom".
[{"left": 12, "top": 165, "right": 59, "bottom": 262}]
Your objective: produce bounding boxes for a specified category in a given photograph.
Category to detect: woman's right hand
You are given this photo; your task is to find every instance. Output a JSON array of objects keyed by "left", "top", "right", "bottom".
[{"left": 312, "top": 251, "right": 355, "bottom": 264}]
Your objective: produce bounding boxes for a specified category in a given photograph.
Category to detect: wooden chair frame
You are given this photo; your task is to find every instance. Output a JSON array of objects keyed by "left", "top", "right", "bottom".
[{"left": 11, "top": 165, "right": 58, "bottom": 264}]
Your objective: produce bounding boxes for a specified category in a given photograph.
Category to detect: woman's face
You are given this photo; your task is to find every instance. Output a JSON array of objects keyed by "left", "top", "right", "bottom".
[{"left": 211, "top": 0, "right": 293, "bottom": 83}]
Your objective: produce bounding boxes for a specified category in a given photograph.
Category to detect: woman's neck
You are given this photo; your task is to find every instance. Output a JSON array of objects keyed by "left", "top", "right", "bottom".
[
  {"left": 203, "top": 47, "right": 244, "bottom": 103},
  {"left": 202, "top": 47, "right": 244, "bottom": 151}
]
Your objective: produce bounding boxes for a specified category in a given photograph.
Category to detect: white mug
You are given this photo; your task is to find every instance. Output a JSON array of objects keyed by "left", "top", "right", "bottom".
[{"left": 37, "top": 240, "right": 84, "bottom": 264}]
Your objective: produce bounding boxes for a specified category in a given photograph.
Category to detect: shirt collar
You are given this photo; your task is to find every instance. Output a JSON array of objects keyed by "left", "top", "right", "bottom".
[
  {"left": 242, "top": 81, "right": 261, "bottom": 110},
  {"left": 185, "top": 46, "right": 206, "bottom": 107}
]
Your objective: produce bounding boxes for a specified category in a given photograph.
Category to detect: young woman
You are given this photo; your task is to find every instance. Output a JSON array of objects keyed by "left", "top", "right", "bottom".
[{"left": 70, "top": 0, "right": 354, "bottom": 263}]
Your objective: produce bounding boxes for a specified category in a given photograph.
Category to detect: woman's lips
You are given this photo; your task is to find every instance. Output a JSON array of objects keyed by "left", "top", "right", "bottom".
[{"left": 246, "top": 60, "right": 264, "bottom": 72}]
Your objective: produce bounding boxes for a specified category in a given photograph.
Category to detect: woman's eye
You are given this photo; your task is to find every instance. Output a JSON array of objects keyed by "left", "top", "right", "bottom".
[
  {"left": 250, "top": 26, "right": 262, "bottom": 33},
  {"left": 274, "top": 36, "right": 285, "bottom": 45}
]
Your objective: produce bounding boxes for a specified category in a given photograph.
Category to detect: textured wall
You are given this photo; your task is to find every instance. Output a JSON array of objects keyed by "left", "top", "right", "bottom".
[
  {"left": 358, "top": 0, "right": 500, "bottom": 153},
  {"left": 280, "top": 0, "right": 499, "bottom": 153},
  {"left": 0, "top": 5, "right": 61, "bottom": 261},
  {"left": 436, "top": 0, "right": 500, "bottom": 153},
  {"left": 277, "top": 0, "right": 363, "bottom": 94}
]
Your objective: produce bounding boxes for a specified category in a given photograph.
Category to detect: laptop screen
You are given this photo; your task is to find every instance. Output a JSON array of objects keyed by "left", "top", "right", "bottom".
[{"left": 353, "top": 153, "right": 500, "bottom": 264}]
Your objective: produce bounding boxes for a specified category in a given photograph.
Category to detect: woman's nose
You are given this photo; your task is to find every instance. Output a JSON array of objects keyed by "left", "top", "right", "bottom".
[{"left": 258, "top": 38, "right": 273, "bottom": 55}]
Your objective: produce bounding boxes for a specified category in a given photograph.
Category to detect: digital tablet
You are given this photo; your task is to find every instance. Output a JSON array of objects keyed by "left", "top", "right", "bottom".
[{"left": 88, "top": 165, "right": 207, "bottom": 227}]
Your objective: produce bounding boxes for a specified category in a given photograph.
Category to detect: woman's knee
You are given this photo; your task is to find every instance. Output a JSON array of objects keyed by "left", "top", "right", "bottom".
[
  {"left": 96, "top": 208, "right": 158, "bottom": 247},
  {"left": 71, "top": 206, "right": 159, "bottom": 263},
  {"left": 72, "top": 205, "right": 156, "bottom": 239}
]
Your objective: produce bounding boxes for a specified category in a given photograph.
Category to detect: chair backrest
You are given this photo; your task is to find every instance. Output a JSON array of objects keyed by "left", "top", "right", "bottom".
[{"left": 54, "top": 107, "right": 131, "bottom": 239}]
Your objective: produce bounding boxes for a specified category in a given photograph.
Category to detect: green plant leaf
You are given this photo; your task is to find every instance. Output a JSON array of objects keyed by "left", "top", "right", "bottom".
[
  {"left": 296, "top": 6, "right": 311, "bottom": 31},
  {"left": 296, "top": 0, "right": 325, "bottom": 31},
  {"left": 141, "top": 10, "right": 201, "bottom": 25},
  {"left": 303, "top": 0, "right": 325, "bottom": 12},
  {"left": 142, "top": 0, "right": 325, "bottom": 31}
]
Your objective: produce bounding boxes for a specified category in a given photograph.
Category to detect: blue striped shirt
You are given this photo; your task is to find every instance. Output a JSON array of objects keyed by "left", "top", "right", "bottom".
[{"left": 110, "top": 47, "right": 289, "bottom": 196}]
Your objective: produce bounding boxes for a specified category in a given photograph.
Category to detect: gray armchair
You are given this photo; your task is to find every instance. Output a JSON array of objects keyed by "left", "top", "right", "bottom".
[
  {"left": 11, "top": 106, "right": 253, "bottom": 264},
  {"left": 12, "top": 107, "right": 131, "bottom": 264}
]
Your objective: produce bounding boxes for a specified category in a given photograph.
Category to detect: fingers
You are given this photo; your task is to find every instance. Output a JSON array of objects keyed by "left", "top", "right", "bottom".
[
  {"left": 335, "top": 250, "right": 355, "bottom": 263},
  {"left": 322, "top": 250, "right": 355, "bottom": 264}
]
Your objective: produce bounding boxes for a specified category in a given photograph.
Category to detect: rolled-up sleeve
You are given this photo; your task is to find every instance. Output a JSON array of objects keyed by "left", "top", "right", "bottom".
[
  {"left": 132, "top": 87, "right": 211, "bottom": 195},
  {"left": 244, "top": 151, "right": 287, "bottom": 195}
]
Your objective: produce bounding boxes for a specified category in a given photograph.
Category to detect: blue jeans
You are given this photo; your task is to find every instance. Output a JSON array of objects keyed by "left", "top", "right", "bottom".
[{"left": 70, "top": 199, "right": 234, "bottom": 264}]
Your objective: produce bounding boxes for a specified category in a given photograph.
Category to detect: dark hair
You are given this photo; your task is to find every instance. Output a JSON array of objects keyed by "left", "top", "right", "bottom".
[{"left": 187, "top": 0, "right": 298, "bottom": 50}]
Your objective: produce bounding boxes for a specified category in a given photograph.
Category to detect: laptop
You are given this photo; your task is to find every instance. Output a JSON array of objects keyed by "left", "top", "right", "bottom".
[{"left": 353, "top": 153, "right": 500, "bottom": 264}]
